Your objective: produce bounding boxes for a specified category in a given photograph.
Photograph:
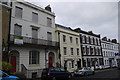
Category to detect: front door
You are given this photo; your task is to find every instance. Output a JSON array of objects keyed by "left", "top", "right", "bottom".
[
  {"left": 10, "top": 56, "right": 16, "bottom": 72},
  {"left": 77, "top": 61, "right": 81, "bottom": 68},
  {"left": 49, "top": 57, "right": 53, "bottom": 67}
]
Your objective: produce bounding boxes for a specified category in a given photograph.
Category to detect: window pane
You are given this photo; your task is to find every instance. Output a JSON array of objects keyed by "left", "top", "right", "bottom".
[
  {"left": 15, "top": 6, "right": 22, "bottom": 18},
  {"left": 70, "top": 37, "right": 72, "bottom": 43},
  {"left": 76, "top": 38, "right": 78, "bottom": 44},
  {"left": 63, "top": 35, "right": 66, "bottom": 42},
  {"left": 29, "top": 51, "right": 32, "bottom": 64},
  {"left": 32, "top": 12, "right": 38, "bottom": 23},
  {"left": 29, "top": 51, "right": 39, "bottom": 64},
  {"left": 77, "top": 48, "right": 79, "bottom": 55},
  {"left": 71, "top": 48, "right": 73, "bottom": 55},
  {"left": 47, "top": 17, "right": 52, "bottom": 27},
  {"left": 14, "top": 24, "right": 22, "bottom": 36},
  {"left": 64, "top": 47, "right": 67, "bottom": 55},
  {"left": 47, "top": 32, "right": 52, "bottom": 41},
  {"left": 71, "top": 61, "right": 74, "bottom": 68}
]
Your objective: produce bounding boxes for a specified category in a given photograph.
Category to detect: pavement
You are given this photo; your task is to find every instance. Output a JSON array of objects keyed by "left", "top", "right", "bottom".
[{"left": 95, "top": 68, "right": 117, "bottom": 72}]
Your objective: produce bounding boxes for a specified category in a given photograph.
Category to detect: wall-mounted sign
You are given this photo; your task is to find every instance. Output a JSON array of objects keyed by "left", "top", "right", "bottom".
[{"left": 14, "top": 36, "right": 23, "bottom": 44}]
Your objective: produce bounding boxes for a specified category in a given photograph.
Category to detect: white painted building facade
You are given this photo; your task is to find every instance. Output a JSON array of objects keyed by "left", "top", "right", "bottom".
[
  {"left": 9, "top": 1, "right": 59, "bottom": 78},
  {"left": 101, "top": 40, "right": 119, "bottom": 68}
]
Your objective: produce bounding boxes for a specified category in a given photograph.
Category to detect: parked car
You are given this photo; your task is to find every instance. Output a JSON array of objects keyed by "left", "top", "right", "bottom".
[
  {"left": 0, "top": 70, "right": 19, "bottom": 80},
  {"left": 117, "top": 62, "right": 120, "bottom": 69},
  {"left": 41, "top": 67, "right": 72, "bottom": 80},
  {"left": 74, "top": 67, "right": 95, "bottom": 76}
]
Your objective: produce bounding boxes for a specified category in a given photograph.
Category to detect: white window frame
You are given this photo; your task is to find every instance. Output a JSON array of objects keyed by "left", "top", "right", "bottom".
[{"left": 29, "top": 51, "right": 39, "bottom": 64}]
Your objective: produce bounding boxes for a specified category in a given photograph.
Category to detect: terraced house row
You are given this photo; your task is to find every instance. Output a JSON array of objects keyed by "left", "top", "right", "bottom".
[{"left": 1, "top": 0, "right": 120, "bottom": 78}]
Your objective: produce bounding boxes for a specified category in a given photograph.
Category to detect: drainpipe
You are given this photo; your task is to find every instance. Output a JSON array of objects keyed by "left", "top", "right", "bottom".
[
  {"left": 45, "top": 48, "right": 47, "bottom": 68},
  {"left": 58, "top": 32, "right": 61, "bottom": 67},
  {"left": 45, "top": 48, "right": 48, "bottom": 68},
  {"left": 7, "top": 1, "right": 12, "bottom": 62}
]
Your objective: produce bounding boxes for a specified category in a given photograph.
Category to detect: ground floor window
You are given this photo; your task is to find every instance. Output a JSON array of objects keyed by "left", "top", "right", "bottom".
[
  {"left": 29, "top": 51, "right": 39, "bottom": 64},
  {"left": 99, "top": 58, "right": 103, "bottom": 65},
  {"left": 64, "top": 61, "right": 67, "bottom": 70}
]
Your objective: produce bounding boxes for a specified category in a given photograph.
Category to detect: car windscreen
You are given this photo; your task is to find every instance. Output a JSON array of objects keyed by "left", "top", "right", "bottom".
[
  {"left": 0, "top": 71, "right": 9, "bottom": 77},
  {"left": 50, "top": 68, "right": 61, "bottom": 72},
  {"left": 42, "top": 69, "right": 47, "bottom": 73},
  {"left": 77, "top": 68, "right": 83, "bottom": 70},
  {"left": 60, "top": 68, "right": 65, "bottom": 72}
]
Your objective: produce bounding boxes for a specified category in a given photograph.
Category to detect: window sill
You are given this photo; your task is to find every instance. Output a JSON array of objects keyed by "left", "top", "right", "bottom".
[
  {"left": 29, "top": 64, "right": 40, "bottom": 67},
  {"left": 63, "top": 42, "right": 67, "bottom": 44}
]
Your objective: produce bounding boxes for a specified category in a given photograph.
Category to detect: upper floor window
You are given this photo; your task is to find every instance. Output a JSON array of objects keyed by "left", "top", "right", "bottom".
[
  {"left": 86, "top": 36, "right": 89, "bottom": 43},
  {"left": 94, "top": 38, "right": 96, "bottom": 45},
  {"left": 15, "top": 6, "right": 23, "bottom": 18},
  {"left": 32, "top": 28, "right": 38, "bottom": 44},
  {"left": 32, "top": 28, "right": 38, "bottom": 39},
  {"left": 14, "top": 24, "right": 22, "bottom": 36},
  {"left": 70, "top": 37, "right": 72, "bottom": 43},
  {"left": 77, "top": 48, "right": 79, "bottom": 55},
  {"left": 32, "top": 12, "right": 38, "bottom": 23},
  {"left": 98, "top": 39, "right": 100, "bottom": 45},
  {"left": 93, "top": 38, "right": 95, "bottom": 44},
  {"left": 93, "top": 47, "right": 95, "bottom": 55},
  {"left": 83, "top": 46, "right": 86, "bottom": 55},
  {"left": 97, "top": 47, "right": 100, "bottom": 55},
  {"left": 47, "top": 17, "right": 52, "bottom": 27},
  {"left": 47, "top": 32, "right": 52, "bottom": 41},
  {"left": 90, "top": 47, "right": 93, "bottom": 55},
  {"left": 71, "top": 48, "right": 73, "bottom": 55},
  {"left": 88, "top": 36, "right": 91, "bottom": 44},
  {"left": 76, "top": 38, "right": 78, "bottom": 45},
  {"left": 96, "top": 47, "right": 98, "bottom": 55},
  {"left": 63, "top": 35, "right": 66, "bottom": 42},
  {"left": 29, "top": 51, "right": 39, "bottom": 64},
  {"left": 102, "top": 44, "right": 104, "bottom": 48},
  {"left": 82, "top": 35, "right": 85, "bottom": 43},
  {"left": 96, "top": 38, "right": 98, "bottom": 45},
  {"left": 63, "top": 47, "right": 67, "bottom": 55},
  {"left": 91, "top": 37, "right": 93, "bottom": 44}
]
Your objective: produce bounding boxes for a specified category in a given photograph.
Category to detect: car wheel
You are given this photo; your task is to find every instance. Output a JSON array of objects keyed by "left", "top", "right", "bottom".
[
  {"left": 84, "top": 72, "right": 87, "bottom": 76},
  {"left": 92, "top": 71, "right": 95, "bottom": 75},
  {"left": 68, "top": 75, "right": 72, "bottom": 79},
  {"left": 52, "top": 77, "right": 56, "bottom": 80}
]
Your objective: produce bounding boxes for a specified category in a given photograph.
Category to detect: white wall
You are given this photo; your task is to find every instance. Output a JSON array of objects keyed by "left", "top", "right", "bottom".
[{"left": 11, "top": 2, "right": 56, "bottom": 41}]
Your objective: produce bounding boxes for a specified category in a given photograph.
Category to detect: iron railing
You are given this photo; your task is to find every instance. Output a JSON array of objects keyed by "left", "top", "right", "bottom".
[{"left": 10, "top": 34, "right": 59, "bottom": 47}]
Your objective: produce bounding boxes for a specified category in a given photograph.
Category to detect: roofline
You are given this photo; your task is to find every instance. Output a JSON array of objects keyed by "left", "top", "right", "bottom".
[
  {"left": 55, "top": 24, "right": 79, "bottom": 33},
  {"left": 15, "top": 0, "right": 55, "bottom": 17},
  {"left": 101, "top": 40, "right": 119, "bottom": 44},
  {"left": 0, "top": 2, "right": 12, "bottom": 9}
]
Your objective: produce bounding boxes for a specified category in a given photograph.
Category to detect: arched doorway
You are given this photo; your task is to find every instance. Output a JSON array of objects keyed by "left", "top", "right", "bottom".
[
  {"left": 48, "top": 52, "right": 55, "bottom": 68},
  {"left": 9, "top": 50, "right": 19, "bottom": 72}
]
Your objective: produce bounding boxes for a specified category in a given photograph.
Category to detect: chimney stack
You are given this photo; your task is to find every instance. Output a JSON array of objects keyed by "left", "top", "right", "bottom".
[{"left": 45, "top": 5, "right": 51, "bottom": 12}]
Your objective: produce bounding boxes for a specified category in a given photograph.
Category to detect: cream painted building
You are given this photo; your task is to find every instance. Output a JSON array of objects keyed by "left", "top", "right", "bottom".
[{"left": 55, "top": 24, "right": 82, "bottom": 72}]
